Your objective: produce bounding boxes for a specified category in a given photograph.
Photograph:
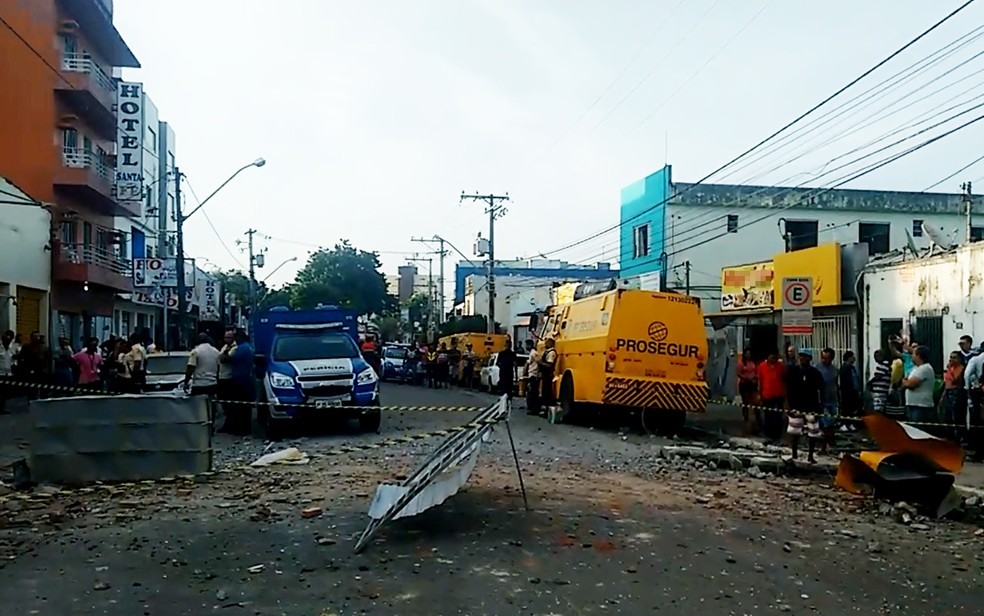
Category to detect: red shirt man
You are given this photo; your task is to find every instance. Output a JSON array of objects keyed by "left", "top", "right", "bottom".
[{"left": 757, "top": 353, "right": 786, "bottom": 403}]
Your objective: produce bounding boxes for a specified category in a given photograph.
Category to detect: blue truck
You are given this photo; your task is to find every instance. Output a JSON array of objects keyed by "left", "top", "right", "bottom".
[{"left": 254, "top": 305, "right": 381, "bottom": 436}]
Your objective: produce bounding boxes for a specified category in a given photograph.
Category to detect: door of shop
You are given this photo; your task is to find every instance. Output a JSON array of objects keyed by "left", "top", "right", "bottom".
[{"left": 15, "top": 287, "right": 44, "bottom": 340}]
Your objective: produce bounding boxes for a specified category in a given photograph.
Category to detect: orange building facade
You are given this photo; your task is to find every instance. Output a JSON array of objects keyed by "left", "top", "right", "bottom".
[{"left": 0, "top": 0, "right": 139, "bottom": 339}]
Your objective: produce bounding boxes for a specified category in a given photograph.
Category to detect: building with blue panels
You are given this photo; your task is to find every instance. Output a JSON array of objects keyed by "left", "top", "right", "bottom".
[{"left": 618, "top": 163, "right": 976, "bottom": 310}]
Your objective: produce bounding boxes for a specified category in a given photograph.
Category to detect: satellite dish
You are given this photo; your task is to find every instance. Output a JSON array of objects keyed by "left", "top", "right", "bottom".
[
  {"left": 922, "top": 222, "right": 954, "bottom": 250},
  {"left": 904, "top": 228, "right": 920, "bottom": 255}
]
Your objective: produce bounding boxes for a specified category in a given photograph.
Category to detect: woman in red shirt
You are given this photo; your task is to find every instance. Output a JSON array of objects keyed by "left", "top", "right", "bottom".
[{"left": 737, "top": 349, "right": 760, "bottom": 431}]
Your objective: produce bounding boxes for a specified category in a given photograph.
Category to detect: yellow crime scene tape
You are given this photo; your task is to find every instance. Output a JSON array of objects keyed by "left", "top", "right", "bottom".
[
  {"left": 0, "top": 415, "right": 507, "bottom": 504},
  {"left": 707, "top": 396, "right": 980, "bottom": 432},
  {"left": 0, "top": 379, "right": 485, "bottom": 412}
]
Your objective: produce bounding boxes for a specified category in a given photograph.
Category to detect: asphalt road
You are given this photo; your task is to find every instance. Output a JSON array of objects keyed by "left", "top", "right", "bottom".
[{"left": 0, "top": 383, "right": 981, "bottom": 615}]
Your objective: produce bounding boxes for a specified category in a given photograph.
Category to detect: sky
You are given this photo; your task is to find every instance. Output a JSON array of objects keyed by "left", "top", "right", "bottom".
[{"left": 113, "top": 0, "right": 984, "bottom": 297}]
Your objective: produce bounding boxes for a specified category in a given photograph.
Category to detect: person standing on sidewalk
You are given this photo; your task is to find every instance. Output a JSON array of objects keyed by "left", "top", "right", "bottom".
[
  {"left": 756, "top": 350, "right": 786, "bottom": 444},
  {"left": 0, "top": 330, "right": 16, "bottom": 414},
  {"left": 497, "top": 335, "right": 516, "bottom": 399},
  {"left": 184, "top": 334, "right": 220, "bottom": 396},
  {"left": 965, "top": 343, "right": 984, "bottom": 459},
  {"left": 736, "top": 349, "right": 760, "bottom": 433},
  {"left": 217, "top": 329, "right": 237, "bottom": 433},
  {"left": 941, "top": 351, "right": 966, "bottom": 441},
  {"left": 539, "top": 338, "right": 558, "bottom": 415},
  {"left": 225, "top": 328, "right": 256, "bottom": 436},
  {"left": 816, "top": 348, "right": 839, "bottom": 445},
  {"left": 868, "top": 349, "right": 892, "bottom": 414},
  {"left": 902, "top": 345, "right": 936, "bottom": 427},
  {"left": 128, "top": 333, "right": 148, "bottom": 393},
  {"left": 786, "top": 351, "right": 824, "bottom": 449},
  {"left": 839, "top": 350, "right": 861, "bottom": 424},
  {"left": 72, "top": 337, "right": 103, "bottom": 392}
]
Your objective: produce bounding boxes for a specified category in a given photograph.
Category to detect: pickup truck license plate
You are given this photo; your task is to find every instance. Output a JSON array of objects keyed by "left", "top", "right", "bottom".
[{"left": 314, "top": 399, "right": 343, "bottom": 409}]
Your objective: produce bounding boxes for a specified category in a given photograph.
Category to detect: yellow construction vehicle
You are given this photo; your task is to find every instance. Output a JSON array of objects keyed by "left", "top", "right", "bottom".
[{"left": 530, "top": 280, "right": 708, "bottom": 433}]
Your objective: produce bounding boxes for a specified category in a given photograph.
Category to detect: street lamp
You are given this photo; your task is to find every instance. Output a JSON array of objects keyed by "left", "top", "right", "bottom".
[
  {"left": 173, "top": 158, "right": 265, "bottom": 348},
  {"left": 262, "top": 256, "right": 298, "bottom": 283}
]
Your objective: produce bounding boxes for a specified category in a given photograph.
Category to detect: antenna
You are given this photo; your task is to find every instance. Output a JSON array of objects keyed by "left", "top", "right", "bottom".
[
  {"left": 922, "top": 222, "right": 955, "bottom": 250},
  {"left": 904, "top": 228, "right": 920, "bottom": 256}
]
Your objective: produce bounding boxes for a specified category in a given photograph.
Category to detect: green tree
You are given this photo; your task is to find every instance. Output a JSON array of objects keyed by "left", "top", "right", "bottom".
[
  {"left": 290, "top": 241, "right": 390, "bottom": 316},
  {"left": 211, "top": 269, "right": 270, "bottom": 312},
  {"left": 259, "top": 285, "right": 292, "bottom": 311},
  {"left": 373, "top": 315, "right": 402, "bottom": 342}
]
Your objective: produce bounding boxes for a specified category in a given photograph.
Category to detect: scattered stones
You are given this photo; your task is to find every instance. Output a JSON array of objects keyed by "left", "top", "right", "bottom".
[
  {"left": 247, "top": 564, "right": 265, "bottom": 574},
  {"left": 93, "top": 581, "right": 111, "bottom": 591},
  {"left": 216, "top": 589, "right": 228, "bottom": 601},
  {"left": 301, "top": 506, "right": 324, "bottom": 519}
]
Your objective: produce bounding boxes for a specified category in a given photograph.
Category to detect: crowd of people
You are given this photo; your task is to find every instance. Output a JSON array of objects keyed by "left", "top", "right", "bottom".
[
  {"left": 735, "top": 334, "right": 984, "bottom": 462},
  {"left": 0, "top": 329, "right": 153, "bottom": 411}
]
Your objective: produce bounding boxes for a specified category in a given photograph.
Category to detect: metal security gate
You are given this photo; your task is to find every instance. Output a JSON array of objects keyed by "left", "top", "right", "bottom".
[
  {"left": 15, "top": 286, "right": 43, "bottom": 340},
  {"left": 786, "top": 314, "right": 854, "bottom": 361}
]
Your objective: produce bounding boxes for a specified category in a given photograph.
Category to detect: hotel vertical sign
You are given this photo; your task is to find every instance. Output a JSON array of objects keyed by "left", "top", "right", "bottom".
[{"left": 115, "top": 81, "right": 144, "bottom": 213}]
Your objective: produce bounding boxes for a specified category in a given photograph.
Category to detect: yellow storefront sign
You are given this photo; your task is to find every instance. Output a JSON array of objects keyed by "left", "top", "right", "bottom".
[
  {"left": 720, "top": 261, "right": 774, "bottom": 311},
  {"left": 718, "top": 243, "right": 843, "bottom": 311},
  {"left": 772, "top": 243, "right": 841, "bottom": 307}
]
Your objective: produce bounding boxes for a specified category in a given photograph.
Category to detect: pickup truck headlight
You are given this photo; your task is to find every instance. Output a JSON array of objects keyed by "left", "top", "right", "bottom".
[
  {"left": 357, "top": 367, "right": 378, "bottom": 385},
  {"left": 383, "top": 361, "right": 393, "bottom": 369},
  {"left": 269, "top": 372, "right": 295, "bottom": 389}
]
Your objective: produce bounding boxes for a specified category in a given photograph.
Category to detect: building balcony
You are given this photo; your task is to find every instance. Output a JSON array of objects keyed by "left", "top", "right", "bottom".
[
  {"left": 54, "top": 148, "right": 141, "bottom": 219},
  {"left": 56, "top": 53, "right": 117, "bottom": 138},
  {"left": 53, "top": 242, "right": 132, "bottom": 293}
]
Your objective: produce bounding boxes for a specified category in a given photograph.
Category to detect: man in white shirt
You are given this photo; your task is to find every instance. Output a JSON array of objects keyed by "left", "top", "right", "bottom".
[{"left": 184, "top": 334, "right": 221, "bottom": 396}]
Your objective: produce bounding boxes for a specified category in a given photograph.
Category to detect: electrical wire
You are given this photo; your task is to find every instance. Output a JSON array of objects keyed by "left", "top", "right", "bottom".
[
  {"left": 544, "top": 0, "right": 689, "bottom": 152},
  {"left": 0, "top": 14, "right": 75, "bottom": 88},
  {"left": 625, "top": 1, "right": 771, "bottom": 137},
  {"left": 717, "top": 24, "right": 984, "bottom": 183},
  {"left": 537, "top": 0, "right": 979, "bottom": 260},
  {"left": 923, "top": 153, "right": 984, "bottom": 191},
  {"left": 633, "top": 110, "right": 984, "bottom": 270},
  {"left": 181, "top": 178, "right": 246, "bottom": 269}
]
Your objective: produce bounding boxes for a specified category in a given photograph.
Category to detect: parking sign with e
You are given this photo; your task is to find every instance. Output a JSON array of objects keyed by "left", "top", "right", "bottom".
[{"left": 781, "top": 277, "right": 813, "bottom": 335}]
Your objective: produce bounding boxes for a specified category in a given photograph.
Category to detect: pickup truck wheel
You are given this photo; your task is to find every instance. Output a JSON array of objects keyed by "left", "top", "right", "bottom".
[{"left": 359, "top": 410, "right": 381, "bottom": 434}]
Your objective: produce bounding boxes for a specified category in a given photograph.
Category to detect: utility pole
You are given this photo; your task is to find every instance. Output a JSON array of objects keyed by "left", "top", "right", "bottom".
[
  {"left": 407, "top": 255, "right": 435, "bottom": 337},
  {"left": 411, "top": 236, "right": 448, "bottom": 323},
  {"left": 962, "top": 181, "right": 974, "bottom": 243},
  {"left": 174, "top": 167, "right": 187, "bottom": 348},
  {"left": 460, "top": 192, "right": 510, "bottom": 334},
  {"left": 244, "top": 229, "right": 259, "bottom": 332},
  {"left": 684, "top": 260, "right": 691, "bottom": 295}
]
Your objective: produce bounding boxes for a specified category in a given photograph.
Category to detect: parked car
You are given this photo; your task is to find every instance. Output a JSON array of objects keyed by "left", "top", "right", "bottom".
[
  {"left": 381, "top": 346, "right": 409, "bottom": 381},
  {"left": 479, "top": 352, "right": 528, "bottom": 394},
  {"left": 144, "top": 352, "right": 190, "bottom": 392}
]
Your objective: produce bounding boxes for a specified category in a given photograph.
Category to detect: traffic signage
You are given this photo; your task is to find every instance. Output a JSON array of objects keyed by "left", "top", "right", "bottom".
[{"left": 781, "top": 276, "right": 813, "bottom": 335}]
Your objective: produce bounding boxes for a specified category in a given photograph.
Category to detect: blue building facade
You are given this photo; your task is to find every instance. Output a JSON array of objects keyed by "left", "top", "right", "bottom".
[
  {"left": 619, "top": 165, "right": 671, "bottom": 278},
  {"left": 453, "top": 264, "right": 616, "bottom": 304}
]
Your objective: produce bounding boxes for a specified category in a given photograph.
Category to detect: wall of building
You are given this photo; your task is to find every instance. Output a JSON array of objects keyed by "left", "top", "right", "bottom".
[
  {"left": 664, "top": 204, "right": 974, "bottom": 308},
  {"left": 0, "top": 193, "right": 53, "bottom": 338},
  {"left": 863, "top": 246, "right": 984, "bottom": 378},
  {"left": 0, "top": 0, "right": 60, "bottom": 203},
  {"left": 157, "top": 121, "right": 177, "bottom": 256},
  {"left": 454, "top": 261, "right": 615, "bottom": 303},
  {"left": 619, "top": 165, "right": 670, "bottom": 277}
]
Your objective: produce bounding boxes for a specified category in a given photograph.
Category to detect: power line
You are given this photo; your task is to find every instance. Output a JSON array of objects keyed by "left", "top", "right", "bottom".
[
  {"left": 924, "top": 152, "right": 984, "bottom": 191},
  {"left": 543, "top": 0, "right": 689, "bottom": 152},
  {"left": 0, "top": 14, "right": 74, "bottom": 88},
  {"left": 635, "top": 110, "right": 984, "bottom": 270},
  {"left": 625, "top": 1, "right": 771, "bottom": 137},
  {"left": 182, "top": 178, "right": 245, "bottom": 269},
  {"left": 538, "top": 0, "right": 979, "bottom": 260}
]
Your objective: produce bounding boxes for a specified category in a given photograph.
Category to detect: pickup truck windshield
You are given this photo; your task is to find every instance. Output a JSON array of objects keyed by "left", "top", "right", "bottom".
[
  {"left": 273, "top": 333, "right": 359, "bottom": 361},
  {"left": 384, "top": 348, "right": 407, "bottom": 359}
]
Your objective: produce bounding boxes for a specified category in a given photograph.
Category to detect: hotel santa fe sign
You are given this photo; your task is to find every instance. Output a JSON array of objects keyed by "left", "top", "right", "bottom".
[{"left": 115, "top": 81, "right": 144, "bottom": 211}]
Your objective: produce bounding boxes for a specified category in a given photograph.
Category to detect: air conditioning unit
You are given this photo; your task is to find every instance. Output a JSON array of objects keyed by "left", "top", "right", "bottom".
[{"left": 58, "top": 20, "right": 80, "bottom": 34}]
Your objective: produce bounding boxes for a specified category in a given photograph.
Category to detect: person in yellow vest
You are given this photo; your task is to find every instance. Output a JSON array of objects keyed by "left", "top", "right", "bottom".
[{"left": 426, "top": 346, "right": 438, "bottom": 389}]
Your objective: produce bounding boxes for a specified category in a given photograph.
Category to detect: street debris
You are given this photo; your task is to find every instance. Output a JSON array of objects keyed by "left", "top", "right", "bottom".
[
  {"left": 301, "top": 506, "right": 324, "bottom": 518},
  {"left": 247, "top": 564, "right": 265, "bottom": 574},
  {"left": 250, "top": 447, "right": 311, "bottom": 467},
  {"left": 836, "top": 414, "right": 964, "bottom": 517}
]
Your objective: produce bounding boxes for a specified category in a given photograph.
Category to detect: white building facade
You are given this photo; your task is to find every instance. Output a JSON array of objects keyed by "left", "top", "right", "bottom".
[
  {"left": 620, "top": 164, "right": 978, "bottom": 310},
  {"left": 0, "top": 178, "right": 52, "bottom": 340},
  {"left": 862, "top": 244, "right": 984, "bottom": 379}
]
